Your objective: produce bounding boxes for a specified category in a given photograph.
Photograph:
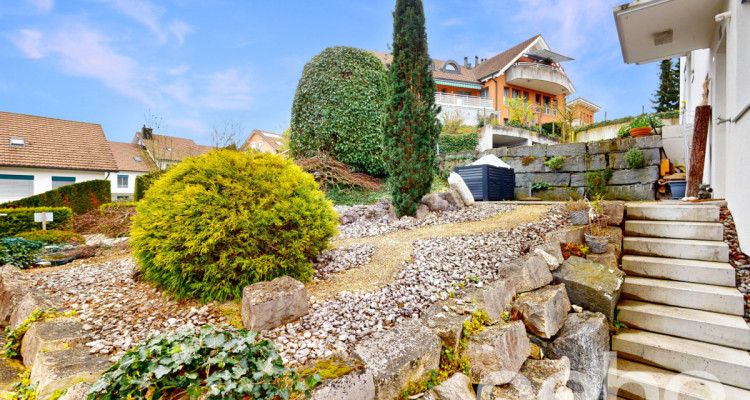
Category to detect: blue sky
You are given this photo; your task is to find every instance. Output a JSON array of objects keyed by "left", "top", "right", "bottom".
[{"left": 0, "top": 0, "right": 659, "bottom": 145}]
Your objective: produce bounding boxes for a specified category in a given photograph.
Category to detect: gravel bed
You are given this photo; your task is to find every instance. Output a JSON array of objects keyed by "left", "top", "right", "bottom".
[
  {"left": 28, "top": 258, "right": 226, "bottom": 361},
  {"left": 264, "top": 206, "right": 566, "bottom": 366},
  {"left": 312, "top": 245, "right": 377, "bottom": 281},
  {"left": 336, "top": 202, "right": 518, "bottom": 239},
  {"left": 721, "top": 207, "right": 750, "bottom": 322}
]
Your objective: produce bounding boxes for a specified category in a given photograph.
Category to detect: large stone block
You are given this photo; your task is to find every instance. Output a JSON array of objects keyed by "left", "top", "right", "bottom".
[
  {"left": 545, "top": 226, "right": 585, "bottom": 246},
  {"left": 422, "top": 303, "right": 471, "bottom": 355},
  {"left": 30, "top": 347, "right": 111, "bottom": 400},
  {"left": 512, "top": 284, "right": 571, "bottom": 339},
  {"left": 465, "top": 279, "right": 516, "bottom": 324},
  {"left": 605, "top": 226, "right": 623, "bottom": 255},
  {"left": 545, "top": 143, "right": 586, "bottom": 157},
  {"left": 533, "top": 242, "right": 564, "bottom": 271},
  {"left": 505, "top": 157, "right": 545, "bottom": 173},
  {"left": 508, "top": 145, "right": 547, "bottom": 157},
  {"left": 0, "top": 355, "right": 25, "bottom": 394},
  {"left": 552, "top": 257, "right": 625, "bottom": 321},
  {"left": 465, "top": 321, "right": 530, "bottom": 385},
  {"left": 352, "top": 320, "right": 441, "bottom": 400},
  {"left": 498, "top": 255, "right": 552, "bottom": 294},
  {"left": 310, "top": 357, "right": 375, "bottom": 400},
  {"left": 570, "top": 173, "right": 585, "bottom": 188},
  {"left": 482, "top": 148, "right": 509, "bottom": 158},
  {"left": 526, "top": 188, "right": 584, "bottom": 201},
  {"left": 585, "top": 245, "right": 618, "bottom": 271},
  {"left": 22, "top": 317, "right": 88, "bottom": 368},
  {"left": 609, "top": 148, "right": 661, "bottom": 169},
  {"left": 479, "top": 357, "right": 571, "bottom": 400},
  {"left": 587, "top": 136, "right": 662, "bottom": 154},
  {"left": 604, "top": 183, "right": 655, "bottom": 201},
  {"left": 440, "top": 189, "right": 465, "bottom": 209},
  {"left": 0, "top": 266, "right": 33, "bottom": 326},
  {"left": 58, "top": 382, "right": 91, "bottom": 400},
  {"left": 241, "top": 276, "right": 308, "bottom": 332},
  {"left": 546, "top": 312, "right": 610, "bottom": 400},
  {"left": 609, "top": 166, "right": 659, "bottom": 185},
  {"left": 9, "top": 291, "right": 62, "bottom": 330},
  {"left": 600, "top": 201, "right": 625, "bottom": 226},
  {"left": 427, "top": 372, "right": 476, "bottom": 400},
  {"left": 634, "top": 135, "right": 662, "bottom": 149},
  {"left": 515, "top": 173, "right": 571, "bottom": 188},
  {"left": 546, "top": 154, "right": 607, "bottom": 173}
]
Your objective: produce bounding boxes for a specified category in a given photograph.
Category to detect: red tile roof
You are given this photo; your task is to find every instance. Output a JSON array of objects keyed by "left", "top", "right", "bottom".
[
  {"left": 0, "top": 111, "right": 118, "bottom": 171},
  {"left": 108, "top": 141, "right": 156, "bottom": 172},
  {"left": 472, "top": 35, "right": 542, "bottom": 80},
  {"left": 137, "top": 133, "right": 214, "bottom": 162}
]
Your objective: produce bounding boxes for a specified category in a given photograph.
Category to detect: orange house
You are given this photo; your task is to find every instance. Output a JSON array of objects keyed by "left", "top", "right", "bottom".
[
  {"left": 567, "top": 97, "right": 601, "bottom": 127},
  {"left": 369, "top": 34, "right": 578, "bottom": 127},
  {"left": 240, "top": 129, "right": 283, "bottom": 154}
]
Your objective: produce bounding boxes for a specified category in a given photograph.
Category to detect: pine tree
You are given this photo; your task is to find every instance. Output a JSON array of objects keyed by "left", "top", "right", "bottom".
[
  {"left": 651, "top": 58, "right": 680, "bottom": 112},
  {"left": 382, "top": 0, "right": 441, "bottom": 217}
]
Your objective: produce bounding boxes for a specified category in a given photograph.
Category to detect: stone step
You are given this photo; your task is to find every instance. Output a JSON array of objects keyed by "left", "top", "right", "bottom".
[
  {"left": 624, "top": 220, "right": 724, "bottom": 241},
  {"left": 613, "top": 328, "right": 750, "bottom": 390},
  {"left": 621, "top": 277, "right": 744, "bottom": 316},
  {"left": 609, "top": 358, "right": 750, "bottom": 400},
  {"left": 626, "top": 204, "right": 720, "bottom": 222},
  {"left": 617, "top": 300, "right": 750, "bottom": 350},
  {"left": 621, "top": 255, "right": 736, "bottom": 287},
  {"left": 623, "top": 237, "right": 729, "bottom": 262}
]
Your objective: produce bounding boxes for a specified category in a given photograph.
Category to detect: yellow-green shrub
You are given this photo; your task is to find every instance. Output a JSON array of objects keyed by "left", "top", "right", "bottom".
[
  {"left": 130, "top": 150, "right": 339, "bottom": 302},
  {"left": 15, "top": 230, "right": 84, "bottom": 244}
]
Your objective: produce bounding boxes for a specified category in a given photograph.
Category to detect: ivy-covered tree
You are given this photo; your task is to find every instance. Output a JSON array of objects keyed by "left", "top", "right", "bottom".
[
  {"left": 651, "top": 58, "right": 680, "bottom": 112},
  {"left": 382, "top": 0, "right": 441, "bottom": 217}
]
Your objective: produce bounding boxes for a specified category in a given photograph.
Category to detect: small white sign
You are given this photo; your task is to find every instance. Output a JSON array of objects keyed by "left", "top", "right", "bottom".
[{"left": 34, "top": 212, "right": 53, "bottom": 223}]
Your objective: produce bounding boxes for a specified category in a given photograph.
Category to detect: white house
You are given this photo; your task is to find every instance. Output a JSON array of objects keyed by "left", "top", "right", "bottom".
[
  {"left": 614, "top": 0, "right": 750, "bottom": 246},
  {"left": 0, "top": 111, "right": 118, "bottom": 203},
  {"left": 107, "top": 141, "right": 155, "bottom": 201}
]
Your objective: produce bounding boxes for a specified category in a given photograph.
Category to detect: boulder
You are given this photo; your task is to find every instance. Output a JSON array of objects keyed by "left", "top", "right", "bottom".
[
  {"left": 416, "top": 204, "right": 431, "bottom": 220},
  {"left": 422, "top": 303, "right": 471, "bottom": 355},
  {"left": 22, "top": 317, "right": 88, "bottom": 368},
  {"left": 0, "top": 356, "right": 25, "bottom": 395},
  {"left": 609, "top": 166, "right": 659, "bottom": 185},
  {"left": 585, "top": 245, "right": 618, "bottom": 271},
  {"left": 533, "top": 242, "right": 564, "bottom": 271},
  {"left": 479, "top": 357, "right": 570, "bottom": 400},
  {"left": 0, "top": 266, "right": 34, "bottom": 326},
  {"left": 241, "top": 276, "right": 308, "bottom": 332},
  {"left": 58, "top": 382, "right": 91, "bottom": 400},
  {"left": 338, "top": 208, "right": 359, "bottom": 225},
  {"left": 463, "top": 279, "right": 516, "bottom": 324},
  {"left": 422, "top": 193, "right": 452, "bottom": 212},
  {"left": 552, "top": 257, "right": 625, "bottom": 321},
  {"left": 464, "top": 321, "right": 530, "bottom": 385},
  {"left": 546, "top": 312, "right": 610, "bottom": 400},
  {"left": 427, "top": 372, "right": 476, "bottom": 400},
  {"left": 30, "top": 346, "right": 111, "bottom": 400},
  {"left": 604, "top": 183, "right": 655, "bottom": 201},
  {"left": 365, "top": 199, "right": 391, "bottom": 220},
  {"left": 9, "top": 291, "right": 62, "bottom": 330},
  {"left": 512, "top": 284, "right": 571, "bottom": 339},
  {"left": 448, "top": 173, "right": 474, "bottom": 206},
  {"left": 352, "top": 319, "right": 441, "bottom": 400},
  {"left": 544, "top": 227, "right": 584, "bottom": 246},
  {"left": 600, "top": 201, "right": 625, "bottom": 226},
  {"left": 309, "top": 357, "right": 375, "bottom": 400},
  {"left": 498, "top": 255, "right": 552, "bottom": 294},
  {"left": 439, "top": 189, "right": 464, "bottom": 209},
  {"left": 605, "top": 227, "right": 623, "bottom": 256}
]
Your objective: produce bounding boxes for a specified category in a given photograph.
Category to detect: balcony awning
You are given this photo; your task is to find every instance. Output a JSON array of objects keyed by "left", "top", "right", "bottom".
[
  {"left": 435, "top": 79, "right": 483, "bottom": 90},
  {"left": 613, "top": 0, "right": 725, "bottom": 64},
  {"left": 525, "top": 49, "right": 573, "bottom": 63}
]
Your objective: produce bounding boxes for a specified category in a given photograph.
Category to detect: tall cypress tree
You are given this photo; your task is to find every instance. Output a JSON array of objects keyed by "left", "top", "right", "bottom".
[
  {"left": 651, "top": 58, "right": 680, "bottom": 112},
  {"left": 383, "top": 0, "right": 441, "bottom": 217}
]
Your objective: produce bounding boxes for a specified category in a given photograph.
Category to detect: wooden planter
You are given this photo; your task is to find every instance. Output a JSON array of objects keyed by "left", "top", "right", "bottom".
[{"left": 628, "top": 127, "right": 653, "bottom": 137}]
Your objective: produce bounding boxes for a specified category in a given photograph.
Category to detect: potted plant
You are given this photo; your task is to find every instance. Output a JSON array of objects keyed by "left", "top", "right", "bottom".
[
  {"left": 628, "top": 114, "right": 663, "bottom": 138},
  {"left": 565, "top": 199, "right": 589, "bottom": 226},
  {"left": 584, "top": 214, "right": 610, "bottom": 254}
]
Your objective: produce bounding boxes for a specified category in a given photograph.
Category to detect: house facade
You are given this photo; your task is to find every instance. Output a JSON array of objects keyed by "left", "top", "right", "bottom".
[
  {"left": 369, "top": 34, "right": 576, "bottom": 127},
  {"left": 240, "top": 129, "right": 283, "bottom": 154},
  {"left": 614, "top": 0, "right": 750, "bottom": 245},
  {"left": 132, "top": 128, "right": 214, "bottom": 170},
  {"left": 0, "top": 111, "right": 118, "bottom": 203},
  {"left": 107, "top": 141, "right": 155, "bottom": 201},
  {"left": 567, "top": 97, "right": 601, "bottom": 127}
]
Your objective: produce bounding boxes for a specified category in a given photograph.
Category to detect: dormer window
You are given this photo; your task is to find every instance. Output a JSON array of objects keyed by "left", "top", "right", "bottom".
[
  {"left": 133, "top": 156, "right": 142, "bottom": 162},
  {"left": 167, "top": 147, "right": 172, "bottom": 152},
  {"left": 9, "top": 138, "right": 25, "bottom": 147},
  {"left": 438, "top": 60, "right": 462, "bottom": 75}
]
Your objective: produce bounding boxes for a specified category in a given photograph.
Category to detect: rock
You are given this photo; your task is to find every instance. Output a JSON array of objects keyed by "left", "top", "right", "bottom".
[
  {"left": 29, "top": 346, "right": 111, "bottom": 400},
  {"left": 427, "top": 372, "right": 476, "bottom": 400},
  {"left": 604, "top": 183, "right": 655, "bottom": 201},
  {"left": 464, "top": 321, "right": 530, "bottom": 385},
  {"left": 605, "top": 226, "right": 623, "bottom": 256},
  {"left": 546, "top": 312, "right": 609, "bottom": 400},
  {"left": 586, "top": 136, "right": 661, "bottom": 154},
  {"left": 422, "top": 303, "right": 471, "bottom": 355},
  {"left": 8, "top": 291, "right": 62, "bottom": 330},
  {"left": 463, "top": 279, "right": 516, "bottom": 323},
  {"left": 555, "top": 386, "right": 575, "bottom": 400},
  {"left": 22, "top": 317, "right": 88, "bottom": 368},
  {"left": 58, "top": 382, "right": 91, "bottom": 400},
  {"left": 512, "top": 284, "right": 571, "bottom": 339},
  {"left": 552, "top": 257, "right": 625, "bottom": 321},
  {"left": 499, "top": 255, "right": 552, "bottom": 294},
  {"left": 309, "top": 357, "right": 375, "bottom": 400},
  {"left": 448, "top": 172, "right": 475, "bottom": 206},
  {"left": 505, "top": 156, "right": 546, "bottom": 173},
  {"left": 422, "top": 193, "right": 452, "bottom": 212},
  {"left": 0, "top": 266, "right": 33, "bottom": 326},
  {"left": 507, "top": 145, "right": 547, "bottom": 157},
  {"left": 439, "top": 189, "right": 464, "bottom": 209},
  {"left": 609, "top": 148, "right": 661, "bottom": 169},
  {"left": 241, "top": 276, "right": 308, "bottom": 332},
  {"left": 533, "top": 242, "right": 564, "bottom": 270},
  {"left": 546, "top": 143, "right": 586, "bottom": 157},
  {"left": 479, "top": 374, "right": 533, "bottom": 399},
  {"left": 338, "top": 208, "right": 360, "bottom": 225},
  {"left": 585, "top": 245, "right": 618, "bottom": 271},
  {"left": 600, "top": 201, "right": 625, "bottom": 226},
  {"left": 515, "top": 173, "right": 571, "bottom": 188},
  {"left": 0, "top": 355, "right": 25, "bottom": 394},
  {"left": 352, "top": 319, "right": 441, "bottom": 400},
  {"left": 609, "top": 166, "right": 659, "bottom": 185},
  {"left": 479, "top": 357, "right": 570, "bottom": 399},
  {"left": 545, "top": 226, "right": 584, "bottom": 245},
  {"left": 416, "top": 204, "right": 431, "bottom": 220}
]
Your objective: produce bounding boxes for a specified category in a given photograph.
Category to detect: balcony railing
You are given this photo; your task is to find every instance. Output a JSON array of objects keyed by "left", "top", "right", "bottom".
[
  {"left": 435, "top": 92, "right": 493, "bottom": 109},
  {"left": 512, "top": 61, "right": 563, "bottom": 72}
]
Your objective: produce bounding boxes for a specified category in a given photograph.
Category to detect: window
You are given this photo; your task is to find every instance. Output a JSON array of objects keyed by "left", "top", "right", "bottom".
[
  {"left": 480, "top": 88, "right": 489, "bottom": 99},
  {"left": 441, "top": 88, "right": 447, "bottom": 93},
  {"left": 52, "top": 176, "right": 75, "bottom": 189},
  {"left": 258, "top": 142, "right": 263, "bottom": 151},
  {"left": 535, "top": 94, "right": 541, "bottom": 104},
  {"left": 503, "top": 87, "right": 509, "bottom": 105},
  {"left": 457, "top": 90, "right": 472, "bottom": 97},
  {"left": 512, "top": 89, "right": 520, "bottom": 98},
  {"left": 117, "top": 175, "right": 128, "bottom": 189},
  {"left": 251, "top": 142, "right": 257, "bottom": 150},
  {"left": 117, "top": 196, "right": 130, "bottom": 201},
  {"left": 9, "top": 138, "right": 25, "bottom": 147},
  {"left": 166, "top": 147, "right": 172, "bottom": 152},
  {"left": 523, "top": 92, "right": 529, "bottom": 103},
  {"left": 133, "top": 156, "right": 142, "bottom": 162},
  {"left": 0, "top": 174, "right": 33, "bottom": 199}
]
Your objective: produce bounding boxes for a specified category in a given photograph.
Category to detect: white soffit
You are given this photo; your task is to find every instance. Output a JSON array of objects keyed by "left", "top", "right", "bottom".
[{"left": 613, "top": 0, "right": 725, "bottom": 64}]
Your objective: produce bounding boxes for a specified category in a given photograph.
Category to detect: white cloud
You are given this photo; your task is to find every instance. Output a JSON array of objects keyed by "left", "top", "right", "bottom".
[
  {"left": 168, "top": 20, "right": 192, "bottom": 46},
  {"left": 27, "top": 0, "right": 54, "bottom": 13},
  {"left": 103, "top": 0, "right": 165, "bottom": 38},
  {"left": 11, "top": 29, "right": 45, "bottom": 58},
  {"left": 199, "top": 69, "right": 253, "bottom": 110},
  {"left": 170, "top": 118, "right": 211, "bottom": 135}
]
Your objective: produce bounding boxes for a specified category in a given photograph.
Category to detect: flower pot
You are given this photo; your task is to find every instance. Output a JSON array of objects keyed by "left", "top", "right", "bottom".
[
  {"left": 584, "top": 233, "right": 610, "bottom": 254},
  {"left": 569, "top": 210, "right": 588, "bottom": 226},
  {"left": 628, "top": 127, "right": 653, "bottom": 137},
  {"left": 668, "top": 180, "right": 687, "bottom": 199}
]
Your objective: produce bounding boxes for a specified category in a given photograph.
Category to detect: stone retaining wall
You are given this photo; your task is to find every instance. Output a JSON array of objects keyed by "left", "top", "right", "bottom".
[{"left": 482, "top": 135, "right": 663, "bottom": 200}]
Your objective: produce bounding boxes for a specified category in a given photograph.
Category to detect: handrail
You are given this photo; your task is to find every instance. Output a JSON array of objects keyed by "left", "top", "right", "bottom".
[
  {"left": 434, "top": 92, "right": 492, "bottom": 108},
  {"left": 512, "top": 61, "right": 561, "bottom": 72}
]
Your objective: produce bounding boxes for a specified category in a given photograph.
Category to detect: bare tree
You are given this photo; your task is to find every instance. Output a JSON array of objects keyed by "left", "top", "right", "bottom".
[{"left": 210, "top": 120, "right": 245, "bottom": 151}]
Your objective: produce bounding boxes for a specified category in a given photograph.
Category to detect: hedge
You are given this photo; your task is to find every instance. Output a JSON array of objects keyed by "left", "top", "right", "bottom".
[
  {"left": 0, "top": 207, "right": 73, "bottom": 238},
  {"left": 134, "top": 171, "right": 164, "bottom": 201},
  {"left": 0, "top": 180, "right": 110, "bottom": 214},
  {"left": 438, "top": 133, "right": 478, "bottom": 154},
  {"left": 574, "top": 110, "right": 679, "bottom": 133}
]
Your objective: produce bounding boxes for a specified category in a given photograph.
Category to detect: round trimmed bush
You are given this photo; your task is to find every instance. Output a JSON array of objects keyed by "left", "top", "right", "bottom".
[
  {"left": 130, "top": 150, "right": 338, "bottom": 302},
  {"left": 290, "top": 46, "right": 388, "bottom": 176}
]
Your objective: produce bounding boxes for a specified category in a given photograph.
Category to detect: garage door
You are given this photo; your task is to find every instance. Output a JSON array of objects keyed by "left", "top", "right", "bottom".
[{"left": 0, "top": 174, "right": 34, "bottom": 201}]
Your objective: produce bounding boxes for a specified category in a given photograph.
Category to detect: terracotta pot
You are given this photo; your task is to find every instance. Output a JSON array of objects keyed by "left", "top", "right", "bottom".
[{"left": 629, "top": 126, "right": 653, "bottom": 137}]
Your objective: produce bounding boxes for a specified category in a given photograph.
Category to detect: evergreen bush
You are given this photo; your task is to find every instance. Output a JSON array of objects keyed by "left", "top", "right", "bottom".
[
  {"left": 0, "top": 207, "right": 73, "bottom": 237},
  {"left": 130, "top": 150, "right": 338, "bottom": 302},
  {"left": 134, "top": 171, "right": 164, "bottom": 201},
  {"left": 290, "top": 46, "right": 388, "bottom": 176},
  {"left": 0, "top": 180, "right": 110, "bottom": 214},
  {"left": 15, "top": 230, "right": 84, "bottom": 244}
]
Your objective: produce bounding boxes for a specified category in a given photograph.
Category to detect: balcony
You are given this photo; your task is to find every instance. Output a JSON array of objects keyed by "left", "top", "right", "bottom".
[
  {"left": 505, "top": 62, "right": 575, "bottom": 96},
  {"left": 435, "top": 92, "right": 493, "bottom": 109}
]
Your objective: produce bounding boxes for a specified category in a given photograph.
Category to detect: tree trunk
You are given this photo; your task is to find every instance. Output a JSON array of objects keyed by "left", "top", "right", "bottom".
[{"left": 687, "top": 105, "right": 711, "bottom": 197}]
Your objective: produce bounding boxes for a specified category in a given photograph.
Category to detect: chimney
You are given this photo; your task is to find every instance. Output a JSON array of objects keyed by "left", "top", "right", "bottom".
[
  {"left": 464, "top": 57, "right": 468, "bottom": 67},
  {"left": 142, "top": 125, "right": 153, "bottom": 140},
  {"left": 475, "top": 56, "right": 479, "bottom": 66}
]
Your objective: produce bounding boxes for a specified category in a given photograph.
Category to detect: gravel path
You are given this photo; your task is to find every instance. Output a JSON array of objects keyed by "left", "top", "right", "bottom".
[
  {"left": 312, "top": 245, "right": 377, "bottom": 281},
  {"left": 721, "top": 207, "right": 750, "bottom": 322}
]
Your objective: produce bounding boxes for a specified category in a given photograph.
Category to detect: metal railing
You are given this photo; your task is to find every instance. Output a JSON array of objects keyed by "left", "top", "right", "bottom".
[
  {"left": 512, "top": 61, "right": 563, "bottom": 72},
  {"left": 435, "top": 92, "right": 493, "bottom": 109}
]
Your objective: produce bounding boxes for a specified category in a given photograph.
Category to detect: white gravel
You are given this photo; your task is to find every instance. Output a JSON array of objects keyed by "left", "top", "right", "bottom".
[{"left": 313, "top": 245, "right": 377, "bottom": 281}]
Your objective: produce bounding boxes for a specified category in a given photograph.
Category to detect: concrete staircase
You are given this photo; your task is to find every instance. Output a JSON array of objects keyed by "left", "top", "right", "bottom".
[{"left": 609, "top": 203, "right": 750, "bottom": 399}]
